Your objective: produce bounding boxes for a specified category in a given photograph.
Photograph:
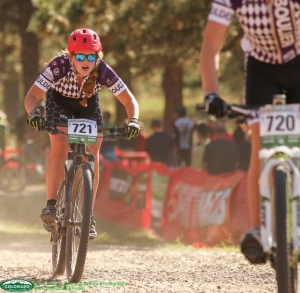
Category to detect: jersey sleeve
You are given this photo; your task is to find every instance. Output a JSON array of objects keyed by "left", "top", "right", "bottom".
[
  {"left": 98, "top": 61, "right": 127, "bottom": 96},
  {"left": 34, "top": 66, "right": 54, "bottom": 92},
  {"left": 34, "top": 55, "right": 68, "bottom": 92},
  {"left": 208, "top": 0, "right": 234, "bottom": 26}
]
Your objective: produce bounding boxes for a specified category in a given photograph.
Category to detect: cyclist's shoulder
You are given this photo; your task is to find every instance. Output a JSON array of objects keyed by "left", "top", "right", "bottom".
[
  {"left": 96, "top": 60, "right": 121, "bottom": 86},
  {"left": 44, "top": 54, "right": 71, "bottom": 79},
  {"left": 47, "top": 54, "right": 70, "bottom": 69}
]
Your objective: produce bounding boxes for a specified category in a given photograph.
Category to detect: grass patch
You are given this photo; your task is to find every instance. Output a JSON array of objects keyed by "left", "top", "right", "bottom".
[{"left": 92, "top": 216, "right": 166, "bottom": 247}]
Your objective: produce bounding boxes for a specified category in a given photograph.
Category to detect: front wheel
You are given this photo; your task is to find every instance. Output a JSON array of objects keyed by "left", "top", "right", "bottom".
[
  {"left": 66, "top": 163, "right": 93, "bottom": 282},
  {"left": 274, "top": 167, "right": 298, "bottom": 293}
]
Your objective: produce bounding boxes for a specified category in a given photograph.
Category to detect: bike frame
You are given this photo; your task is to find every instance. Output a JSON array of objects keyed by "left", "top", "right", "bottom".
[{"left": 63, "top": 142, "right": 95, "bottom": 229}]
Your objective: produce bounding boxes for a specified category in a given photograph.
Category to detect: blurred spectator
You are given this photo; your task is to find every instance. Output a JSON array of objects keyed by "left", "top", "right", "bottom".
[
  {"left": 202, "top": 120, "right": 238, "bottom": 175},
  {"left": 135, "top": 121, "right": 148, "bottom": 151},
  {"left": 191, "top": 123, "right": 211, "bottom": 169},
  {"left": 146, "top": 119, "right": 175, "bottom": 166},
  {"left": 100, "top": 111, "right": 118, "bottom": 161},
  {"left": 208, "top": 115, "right": 232, "bottom": 141},
  {"left": 233, "top": 118, "right": 251, "bottom": 171},
  {"left": 170, "top": 105, "right": 195, "bottom": 167}
]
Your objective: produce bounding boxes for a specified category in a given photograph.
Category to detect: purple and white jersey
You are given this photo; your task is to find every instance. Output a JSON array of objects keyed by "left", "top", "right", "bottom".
[
  {"left": 34, "top": 54, "right": 127, "bottom": 98},
  {"left": 208, "top": 0, "right": 300, "bottom": 64}
]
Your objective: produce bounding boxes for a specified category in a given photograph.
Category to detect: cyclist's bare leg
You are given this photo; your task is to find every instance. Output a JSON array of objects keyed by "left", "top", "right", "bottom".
[
  {"left": 240, "top": 122, "right": 266, "bottom": 264},
  {"left": 247, "top": 123, "right": 260, "bottom": 227},
  {"left": 46, "top": 133, "right": 69, "bottom": 201},
  {"left": 86, "top": 137, "right": 102, "bottom": 240},
  {"left": 41, "top": 132, "right": 69, "bottom": 226},
  {"left": 88, "top": 137, "right": 102, "bottom": 207}
]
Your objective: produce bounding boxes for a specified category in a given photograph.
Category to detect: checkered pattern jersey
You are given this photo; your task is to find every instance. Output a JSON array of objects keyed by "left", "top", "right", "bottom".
[
  {"left": 208, "top": 0, "right": 300, "bottom": 64},
  {"left": 34, "top": 54, "right": 127, "bottom": 98}
]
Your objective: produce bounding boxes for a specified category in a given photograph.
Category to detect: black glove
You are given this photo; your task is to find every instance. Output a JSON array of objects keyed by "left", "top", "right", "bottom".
[
  {"left": 204, "top": 93, "right": 228, "bottom": 118},
  {"left": 27, "top": 110, "right": 45, "bottom": 131},
  {"left": 124, "top": 118, "right": 141, "bottom": 140}
]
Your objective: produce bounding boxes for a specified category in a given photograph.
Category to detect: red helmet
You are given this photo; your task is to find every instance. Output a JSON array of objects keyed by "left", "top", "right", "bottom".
[{"left": 67, "top": 28, "right": 102, "bottom": 52}]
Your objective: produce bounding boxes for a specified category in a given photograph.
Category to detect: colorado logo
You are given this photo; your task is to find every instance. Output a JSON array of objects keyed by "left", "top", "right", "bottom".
[{"left": 0, "top": 279, "right": 34, "bottom": 292}]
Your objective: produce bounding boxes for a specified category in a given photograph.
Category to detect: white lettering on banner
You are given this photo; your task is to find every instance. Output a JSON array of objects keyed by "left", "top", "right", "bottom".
[
  {"left": 36, "top": 76, "right": 51, "bottom": 90},
  {"left": 167, "top": 182, "right": 202, "bottom": 228},
  {"left": 151, "top": 199, "right": 163, "bottom": 218},
  {"left": 109, "top": 177, "right": 129, "bottom": 193},
  {"left": 151, "top": 173, "right": 169, "bottom": 219},
  {"left": 198, "top": 188, "right": 232, "bottom": 227}
]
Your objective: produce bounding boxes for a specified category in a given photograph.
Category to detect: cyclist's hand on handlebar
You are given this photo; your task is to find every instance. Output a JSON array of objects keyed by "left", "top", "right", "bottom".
[
  {"left": 204, "top": 93, "right": 228, "bottom": 118},
  {"left": 124, "top": 118, "right": 141, "bottom": 140},
  {"left": 27, "top": 111, "right": 45, "bottom": 131}
]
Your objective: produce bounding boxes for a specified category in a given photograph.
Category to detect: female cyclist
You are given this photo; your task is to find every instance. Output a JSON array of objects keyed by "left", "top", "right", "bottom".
[{"left": 25, "top": 28, "right": 140, "bottom": 240}]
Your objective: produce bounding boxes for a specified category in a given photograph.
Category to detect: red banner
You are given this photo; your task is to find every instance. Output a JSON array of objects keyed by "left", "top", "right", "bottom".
[
  {"left": 161, "top": 170, "right": 250, "bottom": 245},
  {"left": 94, "top": 160, "right": 151, "bottom": 229},
  {"left": 94, "top": 158, "right": 251, "bottom": 245},
  {"left": 161, "top": 168, "right": 207, "bottom": 243}
]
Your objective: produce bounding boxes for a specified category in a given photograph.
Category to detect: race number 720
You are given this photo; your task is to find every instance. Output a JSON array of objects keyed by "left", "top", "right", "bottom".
[{"left": 260, "top": 112, "right": 300, "bottom": 137}]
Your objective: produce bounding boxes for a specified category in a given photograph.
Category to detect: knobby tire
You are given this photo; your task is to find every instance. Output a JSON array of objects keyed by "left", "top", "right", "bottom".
[
  {"left": 274, "top": 167, "right": 298, "bottom": 293},
  {"left": 66, "top": 163, "right": 93, "bottom": 282},
  {"left": 52, "top": 180, "right": 67, "bottom": 277}
]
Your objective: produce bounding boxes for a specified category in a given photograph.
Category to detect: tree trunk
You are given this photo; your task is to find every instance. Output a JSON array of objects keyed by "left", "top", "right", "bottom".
[
  {"left": 3, "top": 79, "right": 20, "bottom": 127},
  {"left": 162, "top": 60, "right": 183, "bottom": 130},
  {"left": 19, "top": 0, "right": 39, "bottom": 95}
]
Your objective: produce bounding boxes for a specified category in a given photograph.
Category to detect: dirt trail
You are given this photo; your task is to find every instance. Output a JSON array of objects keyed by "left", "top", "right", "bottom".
[
  {"left": 0, "top": 242, "right": 287, "bottom": 293},
  {"left": 0, "top": 185, "right": 296, "bottom": 293}
]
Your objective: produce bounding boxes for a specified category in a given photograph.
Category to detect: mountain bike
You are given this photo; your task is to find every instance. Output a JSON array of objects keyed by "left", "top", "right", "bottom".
[
  {"left": 198, "top": 95, "right": 299, "bottom": 293},
  {"left": 44, "top": 119, "right": 124, "bottom": 282}
]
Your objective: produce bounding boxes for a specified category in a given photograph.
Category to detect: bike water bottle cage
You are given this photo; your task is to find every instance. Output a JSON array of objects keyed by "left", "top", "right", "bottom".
[{"left": 74, "top": 53, "right": 97, "bottom": 62}]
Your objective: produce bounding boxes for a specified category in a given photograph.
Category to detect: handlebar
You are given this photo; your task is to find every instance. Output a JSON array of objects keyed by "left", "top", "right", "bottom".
[
  {"left": 44, "top": 121, "right": 125, "bottom": 140},
  {"left": 196, "top": 103, "right": 259, "bottom": 119}
]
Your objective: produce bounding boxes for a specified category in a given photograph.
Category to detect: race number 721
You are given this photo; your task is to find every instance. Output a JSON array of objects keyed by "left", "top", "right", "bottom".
[{"left": 68, "top": 119, "right": 97, "bottom": 144}]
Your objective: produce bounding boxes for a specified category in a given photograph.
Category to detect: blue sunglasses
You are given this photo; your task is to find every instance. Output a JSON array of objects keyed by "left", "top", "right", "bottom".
[{"left": 74, "top": 53, "right": 97, "bottom": 62}]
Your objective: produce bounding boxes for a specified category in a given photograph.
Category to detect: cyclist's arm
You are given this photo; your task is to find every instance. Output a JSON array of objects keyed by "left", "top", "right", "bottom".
[
  {"left": 115, "top": 88, "right": 139, "bottom": 120},
  {"left": 200, "top": 20, "right": 229, "bottom": 95},
  {"left": 24, "top": 84, "right": 46, "bottom": 114}
]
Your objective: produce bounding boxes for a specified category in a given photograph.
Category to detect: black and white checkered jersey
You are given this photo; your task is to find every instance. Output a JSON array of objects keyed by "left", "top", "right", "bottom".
[
  {"left": 208, "top": 0, "right": 300, "bottom": 64},
  {"left": 34, "top": 54, "right": 127, "bottom": 98}
]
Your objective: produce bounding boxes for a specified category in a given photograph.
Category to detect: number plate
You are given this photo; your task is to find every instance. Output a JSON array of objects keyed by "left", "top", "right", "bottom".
[
  {"left": 259, "top": 104, "right": 300, "bottom": 147},
  {"left": 68, "top": 119, "right": 97, "bottom": 144}
]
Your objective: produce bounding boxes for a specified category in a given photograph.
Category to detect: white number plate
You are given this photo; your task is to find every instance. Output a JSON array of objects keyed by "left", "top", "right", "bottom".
[
  {"left": 68, "top": 119, "right": 97, "bottom": 144},
  {"left": 259, "top": 105, "right": 300, "bottom": 137}
]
